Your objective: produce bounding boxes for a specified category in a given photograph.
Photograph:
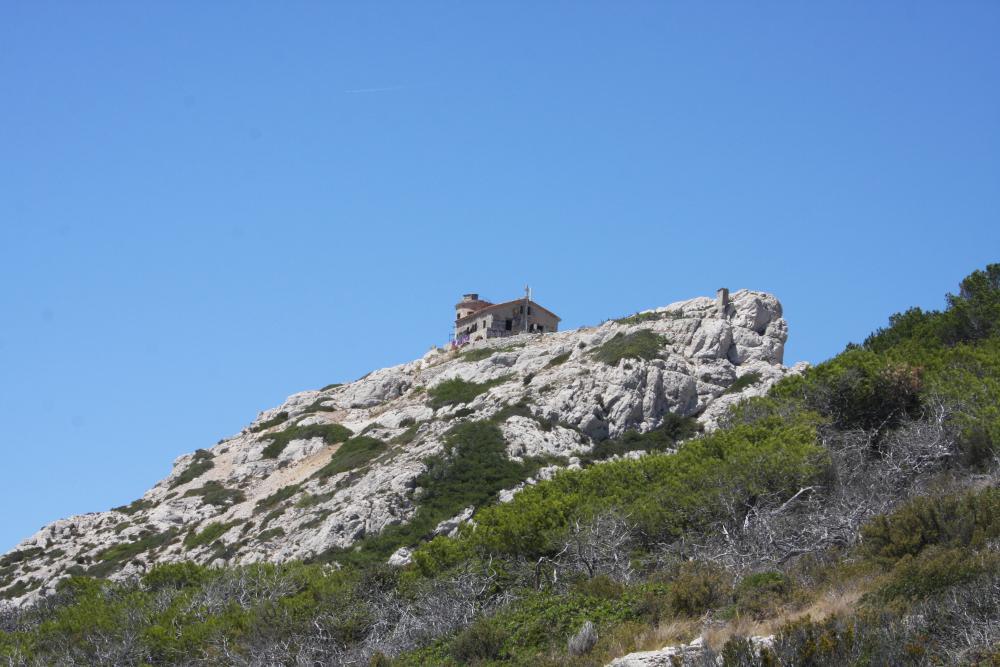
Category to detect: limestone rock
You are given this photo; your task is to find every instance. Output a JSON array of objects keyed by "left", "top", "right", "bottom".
[{"left": 0, "top": 288, "right": 800, "bottom": 609}]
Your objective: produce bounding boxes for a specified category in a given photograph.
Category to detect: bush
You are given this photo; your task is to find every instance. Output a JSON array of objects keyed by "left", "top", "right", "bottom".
[
  {"left": 416, "top": 414, "right": 825, "bottom": 569},
  {"left": 314, "top": 436, "right": 388, "bottom": 480},
  {"left": 735, "top": 571, "right": 791, "bottom": 619},
  {"left": 255, "top": 484, "right": 301, "bottom": 514},
  {"left": 261, "top": 422, "right": 353, "bottom": 459},
  {"left": 771, "top": 350, "right": 922, "bottom": 433},
  {"left": 860, "top": 487, "right": 1000, "bottom": 566},
  {"left": 112, "top": 498, "right": 154, "bottom": 515},
  {"left": 460, "top": 347, "right": 495, "bottom": 363},
  {"left": 723, "top": 371, "right": 762, "bottom": 395},
  {"left": 251, "top": 411, "right": 289, "bottom": 432},
  {"left": 427, "top": 377, "right": 509, "bottom": 410},
  {"left": 90, "top": 529, "right": 178, "bottom": 577},
  {"left": 169, "top": 449, "right": 215, "bottom": 489},
  {"left": 142, "top": 562, "right": 210, "bottom": 592},
  {"left": 546, "top": 352, "right": 571, "bottom": 368},
  {"left": 584, "top": 412, "right": 701, "bottom": 462},
  {"left": 183, "top": 522, "right": 236, "bottom": 549},
  {"left": 668, "top": 561, "right": 732, "bottom": 617},
  {"left": 873, "top": 546, "right": 997, "bottom": 606},
  {"left": 592, "top": 330, "right": 667, "bottom": 365},
  {"left": 183, "top": 481, "right": 245, "bottom": 507},
  {"left": 450, "top": 618, "right": 509, "bottom": 663}
]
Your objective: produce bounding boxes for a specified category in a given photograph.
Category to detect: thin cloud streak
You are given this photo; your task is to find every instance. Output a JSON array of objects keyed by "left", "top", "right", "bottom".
[{"left": 343, "top": 84, "right": 411, "bottom": 94}]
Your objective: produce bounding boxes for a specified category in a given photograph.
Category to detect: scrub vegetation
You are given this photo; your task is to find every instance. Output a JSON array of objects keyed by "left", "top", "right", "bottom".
[{"left": 2, "top": 265, "right": 999, "bottom": 665}]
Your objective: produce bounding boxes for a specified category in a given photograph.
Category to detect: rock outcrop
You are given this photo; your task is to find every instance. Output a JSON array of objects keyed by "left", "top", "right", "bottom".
[{"left": 0, "top": 290, "right": 803, "bottom": 608}]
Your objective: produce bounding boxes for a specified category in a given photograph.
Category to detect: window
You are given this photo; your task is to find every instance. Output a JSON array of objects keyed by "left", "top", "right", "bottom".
[
  {"left": 505, "top": 319, "right": 512, "bottom": 331},
  {"left": 528, "top": 306, "right": 532, "bottom": 315}
]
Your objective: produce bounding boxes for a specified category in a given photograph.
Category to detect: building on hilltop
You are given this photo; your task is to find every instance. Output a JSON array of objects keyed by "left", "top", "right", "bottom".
[{"left": 453, "top": 287, "right": 560, "bottom": 345}]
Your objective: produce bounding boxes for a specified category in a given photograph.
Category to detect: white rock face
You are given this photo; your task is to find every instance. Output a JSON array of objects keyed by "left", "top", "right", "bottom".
[
  {"left": 0, "top": 289, "right": 802, "bottom": 608},
  {"left": 608, "top": 635, "right": 774, "bottom": 666}
]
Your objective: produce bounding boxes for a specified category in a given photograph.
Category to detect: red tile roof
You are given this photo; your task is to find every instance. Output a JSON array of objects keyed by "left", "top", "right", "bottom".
[{"left": 455, "top": 298, "right": 561, "bottom": 325}]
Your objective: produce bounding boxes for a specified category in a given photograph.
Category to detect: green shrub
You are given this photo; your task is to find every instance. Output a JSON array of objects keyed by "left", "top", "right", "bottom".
[
  {"left": 592, "top": 330, "right": 667, "bottom": 365},
  {"left": 0, "top": 547, "right": 44, "bottom": 568},
  {"left": 183, "top": 522, "right": 237, "bottom": 550},
  {"left": 427, "top": 376, "right": 509, "bottom": 410},
  {"left": 251, "top": 411, "right": 289, "bottom": 432},
  {"left": 861, "top": 487, "right": 1000, "bottom": 566},
  {"left": 546, "top": 352, "right": 571, "bottom": 368},
  {"left": 169, "top": 449, "right": 215, "bottom": 489},
  {"left": 416, "top": 414, "right": 825, "bottom": 571},
  {"left": 90, "top": 529, "right": 178, "bottom": 577},
  {"left": 735, "top": 571, "right": 791, "bottom": 619},
  {"left": 301, "top": 398, "right": 336, "bottom": 414},
  {"left": 723, "top": 371, "right": 762, "bottom": 395},
  {"left": 314, "top": 436, "right": 388, "bottom": 480},
  {"left": 873, "top": 546, "right": 997, "bottom": 605},
  {"left": 255, "top": 484, "right": 301, "bottom": 514},
  {"left": 615, "top": 310, "right": 682, "bottom": 325},
  {"left": 183, "top": 481, "right": 246, "bottom": 507},
  {"left": 257, "top": 528, "right": 286, "bottom": 542},
  {"left": 771, "top": 350, "right": 922, "bottom": 433},
  {"left": 668, "top": 561, "right": 732, "bottom": 616},
  {"left": 450, "top": 618, "right": 509, "bottom": 663},
  {"left": 583, "top": 412, "right": 701, "bottom": 462},
  {"left": 323, "top": 421, "right": 537, "bottom": 568},
  {"left": 261, "top": 422, "right": 353, "bottom": 459},
  {"left": 112, "top": 498, "right": 154, "bottom": 515},
  {"left": 460, "top": 347, "right": 495, "bottom": 363},
  {"left": 142, "top": 562, "right": 210, "bottom": 592}
]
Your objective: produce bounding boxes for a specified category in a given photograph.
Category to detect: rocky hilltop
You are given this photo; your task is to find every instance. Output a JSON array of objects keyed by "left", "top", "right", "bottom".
[{"left": 1, "top": 290, "right": 803, "bottom": 607}]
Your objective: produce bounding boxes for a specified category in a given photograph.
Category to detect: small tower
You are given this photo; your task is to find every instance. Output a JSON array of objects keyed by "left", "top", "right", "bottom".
[
  {"left": 716, "top": 287, "right": 730, "bottom": 318},
  {"left": 455, "top": 293, "right": 484, "bottom": 321}
]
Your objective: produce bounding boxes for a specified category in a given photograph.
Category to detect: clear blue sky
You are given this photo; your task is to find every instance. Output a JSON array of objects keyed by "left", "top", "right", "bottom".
[{"left": 2, "top": 3, "right": 998, "bottom": 552}]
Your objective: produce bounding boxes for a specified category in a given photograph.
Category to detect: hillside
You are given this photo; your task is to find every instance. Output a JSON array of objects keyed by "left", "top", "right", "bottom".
[
  {"left": 1, "top": 289, "right": 797, "bottom": 609},
  {"left": 2, "top": 268, "right": 998, "bottom": 667}
]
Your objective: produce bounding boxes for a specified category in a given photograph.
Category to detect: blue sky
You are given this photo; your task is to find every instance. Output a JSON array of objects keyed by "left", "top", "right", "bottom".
[{"left": 1, "top": 2, "right": 998, "bottom": 552}]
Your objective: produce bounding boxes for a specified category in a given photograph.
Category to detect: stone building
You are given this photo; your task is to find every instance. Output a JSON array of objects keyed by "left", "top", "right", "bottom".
[{"left": 453, "top": 292, "right": 561, "bottom": 344}]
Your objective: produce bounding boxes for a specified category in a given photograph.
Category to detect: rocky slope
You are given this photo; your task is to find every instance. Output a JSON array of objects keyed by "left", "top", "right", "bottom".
[{"left": 1, "top": 290, "right": 804, "bottom": 608}]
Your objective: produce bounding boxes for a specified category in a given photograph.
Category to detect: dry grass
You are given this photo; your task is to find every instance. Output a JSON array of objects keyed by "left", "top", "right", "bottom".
[
  {"left": 601, "top": 582, "right": 869, "bottom": 663},
  {"left": 602, "top": 618, "right": 701, "bottom": 662},
  {"left": 703, "top": 585, "right": 866, "bottom": 651}
]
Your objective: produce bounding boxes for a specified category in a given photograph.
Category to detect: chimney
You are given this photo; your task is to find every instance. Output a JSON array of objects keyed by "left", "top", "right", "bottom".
[
  {"left": 716, "top": 288, "right": 729, "bottom": 318},
  {"left": 462, "top": 293, "right": 479, "bottom": 302}
]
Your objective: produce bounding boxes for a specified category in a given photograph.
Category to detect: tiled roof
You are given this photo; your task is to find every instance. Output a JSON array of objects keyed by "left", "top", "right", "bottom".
[{"left": 455, "top": 299, "right": 561, "bottom": 325}]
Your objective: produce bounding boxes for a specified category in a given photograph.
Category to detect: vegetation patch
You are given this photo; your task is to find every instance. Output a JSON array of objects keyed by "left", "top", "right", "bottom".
[
  {"left": 582, "top": 412, "right": 702, "bottom": 463},
  {"left": 168, "top": 449, "right": 215, "bottom": 489},
  {"left": 89, "top": 529, "right": 177, "bottom": 577},
  {"left": 427, "top": 376, "right": 510, "bottom": 410},
  {"left": 112, "top": 498, "right": 154, "bottom": 515},
  {"left": 460, "top": 347, "right": 495, "bottom": 363},
  {"left": 251, "top": 411, "right": 289, "bottom": 433},
  {"left": 183, "top": 522, "right": 238, "bottom": 550},
  {"left": 183, "top": 481, "right": 246, "bottom": 507},
  {"left": 301, "top": 398, "right": 336, "bottom": 414},
  {"left": 256, "top": 528, "right": 285, "bottom": 542},
  {"left": 545, "top": 351, "right": 571, "bottom": 368},
  {"left": 614, "top": 310, "right": 682, "bottom": 325},
  {"left": 320, "top": 420, "right": 541, "bottom": 568},
  {"left": 254, "top": 484, "right": 302, "bottom": 514},
  {"left": 0, "top": 547, "right": 43, "bottom": 568},
  {"left": 592, "top": 330, "right": 668, "bottom": 365},
  {"left": 314, "top": 436, "right": 388, "bottom": 481},
  {"left": 320, "top": 383, "right": 342, "bottom": 391},
  {"left": 261, "top": 422, "right": 353, "bottom": 459},
  {"left": 723, "top": 370, "right": 763, "bottom": 395}
]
